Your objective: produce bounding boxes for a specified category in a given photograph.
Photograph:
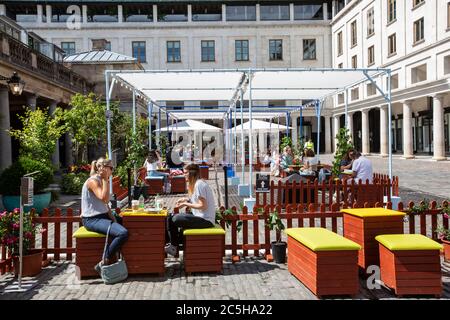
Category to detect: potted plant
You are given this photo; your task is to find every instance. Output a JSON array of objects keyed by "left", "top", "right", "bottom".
[
  {"left": 266, "top": 210, "right": 286, "bottom": 263},
  {"left": 436, "top": 206, "right": 450, "bottom": 262},
  {"left": 0, "top": 156, "right": 54, "bottom": 214},
  {"left": 0, "top": 209, "right": 45, "bottom": 277},
  {"left": 332, "top": 128, "right": 354, "bottom": 178}
]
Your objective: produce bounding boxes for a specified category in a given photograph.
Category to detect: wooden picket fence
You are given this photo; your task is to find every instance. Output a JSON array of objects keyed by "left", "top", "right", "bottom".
[
  {"left": 255, "top": 175, "right": 399, "bottom": 210},
  {"left": 0, "top": 199, "right": 447, "bottom": 274}
]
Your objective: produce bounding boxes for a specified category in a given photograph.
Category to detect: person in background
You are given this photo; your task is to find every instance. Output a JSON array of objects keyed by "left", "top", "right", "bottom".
[
  {"left": 304, "top": 137, "right": 314, "bottom": 151},
  {"left": 280, "top": 146, "right": 294, "bottom": 174},
  {"left": 81, "top": 157, "right": 128, "bottom": 274},
  {"left": 339, "top": 150, "right": 354, "bottom": 179},
  {"left": 302, "top": 148, "right": 318, "bottom": 171},
  {"left": 165, "top": 163, "right": 215, "bottom": 256},
  {"left": 262, "top": 149, "right": 272, "bottom": 165},
  {"left": 348, "top": 149, "right": 373, "bottom": 184},
  {"left": 144, "top": 150, "right": 169, "bottom": 180}
]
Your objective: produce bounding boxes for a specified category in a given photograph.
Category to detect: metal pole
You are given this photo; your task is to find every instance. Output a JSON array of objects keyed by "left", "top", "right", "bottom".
[
  {"left": 286, "top": 112, "right": 289, "bottom": 138},
  {"left": 248, "top": 70, "right": 253, "bottom": 198},
  {"left": 105, "top": 72, "right": 113, "bottom": 194},
  {"left": 132, "top": 89, "right": 136, "bottom": 135},
  {"left": 300, "top": 107, "right": 303, "bottom": 146},
  {"left": 387, "top": 70, "right": 393, "bottom": 197},
  {"left": 148, "top": 102, "right": 153, "bottom": 150},
  {"left": 344, "top": 88, "right": 349, "bottom": 128},
  {"left": 234, "top": 103, "right": 237, "bottom": 165},
  {"left": 240, "top": 89, "right": 245, "bottom": 183},
  {"left": 18, "top": 196, "right": 23, "bottom": 289},
  {"left": 316, "top": 101, "right": 322, "bottom": 160}
]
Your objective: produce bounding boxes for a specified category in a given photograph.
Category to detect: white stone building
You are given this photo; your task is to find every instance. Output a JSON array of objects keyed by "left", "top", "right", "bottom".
[{"left": 332, "top": 0, "right": 450, "bottom": 159}]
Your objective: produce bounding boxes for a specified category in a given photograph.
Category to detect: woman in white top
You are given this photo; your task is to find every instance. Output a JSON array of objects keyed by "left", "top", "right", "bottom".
[
  {"left": 143, "top": 150, "right": 169, "bottom": 180},
  {"left": 164, "top": 163, "right": 215, "bottom": 256}
]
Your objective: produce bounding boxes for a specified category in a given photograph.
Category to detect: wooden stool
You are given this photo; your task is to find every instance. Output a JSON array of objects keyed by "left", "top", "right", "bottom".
[
  {"left": 145, "top": 176, "right": 164, "bottom": 195},
  {"left": 183, "top": 225, "right": 225, "bottom": 274},
  {"left": 375, "top": 234, "right": 443, "bottom": 297},
  {"left": 286, "top": 227, "right": 361, "bottom": 297},
  {"left": 73, "top": 227, "right": 105, "bottom": 280},
  {"left": 199, "top": 165, "right": 209, "bottom": 180},
  {"left": 170, "top": 176, "right": 186, "bottom": 193}
]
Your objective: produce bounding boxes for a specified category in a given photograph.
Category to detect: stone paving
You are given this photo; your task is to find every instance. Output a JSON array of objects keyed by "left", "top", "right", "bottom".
[{"left": 1, "top": 155, "right": 450, "bottom": 300}]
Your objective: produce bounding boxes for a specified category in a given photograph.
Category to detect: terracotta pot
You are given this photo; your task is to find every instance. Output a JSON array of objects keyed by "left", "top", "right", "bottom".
[
  {"left": 443, "top": 239, "right": 450, "bottom": 262},
  {"left": 13, "top": 249, "right": 43, "bottom": 277}
]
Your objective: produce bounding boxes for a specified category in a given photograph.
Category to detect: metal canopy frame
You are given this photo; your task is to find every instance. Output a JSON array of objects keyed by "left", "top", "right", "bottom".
[{"left": 105, "top": 67, "right": 393, "bottom": 198}]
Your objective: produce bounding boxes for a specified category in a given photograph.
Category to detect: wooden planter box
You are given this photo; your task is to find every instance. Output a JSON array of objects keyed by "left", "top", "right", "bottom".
[
  {"left": 342, "top": 208, "right": 405, "bottom": 270},
  {"left": 170, "top": 176, "right": 186, "bottom": 193},
  {"left": 183, "top": 226, "right": 225, "bottom": 274},
  {"left": 286, "top": 228, "right": 361, "bottom": 297},
  {"left": 376, "top": 234, "right": 443, "bottom": 297},
  {"left": 199, "top": 166, "right": 209, "bottom": 180},
  {"left": 121, "top": 213, "right": 166, "bottom": 276},
  {"left": 145, "top": 177, "right": 164, "bottom": 195},
  {"left": 73, "top": 228, "right": 106, "bottom": 280}
]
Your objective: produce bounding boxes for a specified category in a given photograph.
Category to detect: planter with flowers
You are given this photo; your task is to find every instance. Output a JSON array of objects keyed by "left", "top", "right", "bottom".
[
  {"left": 436, "top": 207, "right": 450, "bottom": 262},
  {"left": 0, "top": 209, "right": 45, "bottom": 277}
]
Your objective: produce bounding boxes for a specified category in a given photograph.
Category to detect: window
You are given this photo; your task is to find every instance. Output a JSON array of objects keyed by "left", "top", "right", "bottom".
[
  {"left": 158, "top": 4, "right": 188, "bottom": 22},
  {"left": 391, "top": 74, "right": 399, "bottom": 89},
  {"left": 52, "top": 4, "right": 76, "bottom": 23},
  {"left": 132, "top": 41, "right": 146, "bottom": 63},
  {"left": 351, "top": 21, "right": 357, "bottom": 47},
  {"left": 269, "top": 40, "right": 283, "bottom": 61},
  {"left": 338, "top": 63, "right": 343, "bottom": 69},
  {"left": 414, "top": 18, "right": 424, "bottom": 44},
  {"left": 235, "top": 40, "right": 249, "bottom": 61},
  {"left": 226, "top": 5, "right": 256, "bottom": 21},
  {"left": 201, "top": 40, "right": 215, "bottom": 62},
  {"left": 192, "top": 4, "right": 222, "bottom": 21},
  {"left": 303, "top": 39, "right": 316, "bottom": 60},
  {"left": 388, "top": 33, "right": 397, "bottom": 56},
  {"left": 411, "top": 64, "right": 427, "bottom": 84},
  {"left": 351, "top": 88, "right": 359, "bottom": 101},
  {"left": 260, "top": 5, "right": 290, "bottom": 21},
  {"left": 167, "top": 41, "right": 181, "bottom": 62},
  {"left": 105, "top": 41, "right": 111, "bottom": 51},
  {"left": 123, "top": 4, "right": 153, "bottom": 22},
  {"left": 367, "top": 8, "right": 375, "bottom": 37},
  {"left": 388, "top": 0, "right": 396, "bottom": 23},
  {"left": 445, "top": 55, "right": 450, "bottom": 75},
  {"left": 7, "top": 4, "right": 37, "bottom": 23},
  {"left": 87, "top": 5, "right": 118, "bottom": 22},
  {"left": 368, "top": 46, "right": 375, "bottom": 66},
  {"left": 367, "top": 83, "right": 377, "bottom": 96},
  {"left": 413, "top": 0, "right": 424, "bottom": 8},
  {"left": 61, "top": 42, "right": 76, "bottom": 55},
  {"left": 337, "top": 32, "right": 343, "bottom": 56},
  {"left": 352, "top": 55, "right": 358, "bottom": 68},
  {"left": 448, "top": 2, "right": 450, "bottom": 28},
  {"left": 338, "top": 93, "right": 344, "bottom": 104},
  {"left": 294, "top": 4, "right": 323, "bottom": 20}
]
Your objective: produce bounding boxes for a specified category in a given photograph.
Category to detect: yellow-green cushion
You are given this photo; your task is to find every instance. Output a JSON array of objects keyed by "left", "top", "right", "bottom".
[
  {"left": 73, "top": 226, "right": 105, "bottom": 238},
  {"left": 341, "top": 208, "right": 405, "bottom": 218},
  {"left": 375, "top": 234, "right": 443, "bottom": 251},
  {"left": 183, "top": 225, "right": 225, "bottom": 236},
  {"left": 286, "top": 227, "right": 361, "bottom": 251}
]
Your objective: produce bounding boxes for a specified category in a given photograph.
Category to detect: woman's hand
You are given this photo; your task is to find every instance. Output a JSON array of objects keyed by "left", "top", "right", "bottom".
[{"left": 99, "top": 166, "right": 112, "bottom": 180}]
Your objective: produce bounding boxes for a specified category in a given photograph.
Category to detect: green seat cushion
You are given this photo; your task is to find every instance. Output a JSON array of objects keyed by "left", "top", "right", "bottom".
[
  {"left": 286, "top": 227, "right": 361, "bottom": 252},
  {"left": 183, "top": 224, "right": 225, "bottom": 236},
  {"left": 375, "top": 234, "right": 443, "bottom": 251},
  {"left": 73, "top": 226, "right": 105, "bottom": 238}
]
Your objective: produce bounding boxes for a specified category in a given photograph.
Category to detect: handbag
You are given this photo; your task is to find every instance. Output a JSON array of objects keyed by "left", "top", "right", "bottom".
[{"left": 100, "top": 223, "right": 128, "bottom": 285}]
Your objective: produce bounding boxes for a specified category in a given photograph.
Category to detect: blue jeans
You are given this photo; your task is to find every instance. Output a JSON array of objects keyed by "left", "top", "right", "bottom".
[
  {"left": 147, "top": 170, "right": 169, "bottom": 179},
  {"left": 166, "top": 213, "right": 214, "bottom": 246},
  {"left": 82, "top": 213, "right": 129, "bottom": 260}
]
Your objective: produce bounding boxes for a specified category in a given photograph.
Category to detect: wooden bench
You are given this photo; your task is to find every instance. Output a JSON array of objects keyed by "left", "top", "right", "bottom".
[
  {"left": 112, "top": 176, "right": 128, "bottom": 201},
  {"left": 73, "top": 227, "right": 106, "bottom": 280},
  {"left": 170, "top": 175, "right": 186, "bottom": 193},
  {"left": 183, "top": 225, "right": 225, "bottom": 274},
  {"left": 145, "top": 176, "right": 164, "bottom": 195},
  {"left": 375, "top": 234, "right": 443, "bottom": 297},
  {"left": 286, "top": 227, "right": 361, "bottom": 297}
]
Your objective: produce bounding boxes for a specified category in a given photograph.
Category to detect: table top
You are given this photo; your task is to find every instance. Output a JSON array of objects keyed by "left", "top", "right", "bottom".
[
  {"left": 121, "top": 209, "right": 168, "bottom": 217},
  {"left": 341, "top": 208, "right": 405, "bottom": 218}
]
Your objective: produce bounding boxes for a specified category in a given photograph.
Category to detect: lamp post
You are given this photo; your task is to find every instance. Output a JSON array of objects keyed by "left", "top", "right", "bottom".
[{"left": 0, "top": 72, "right": 25, "bottom": 96}]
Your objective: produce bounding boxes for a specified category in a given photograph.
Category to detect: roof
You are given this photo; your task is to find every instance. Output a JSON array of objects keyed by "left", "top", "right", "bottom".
[
  {"left": 64, "top": 50, "right": 137, "bottom": 64},
  {"left": 157, "top": 119, "right": 221, "bottom": 132}
]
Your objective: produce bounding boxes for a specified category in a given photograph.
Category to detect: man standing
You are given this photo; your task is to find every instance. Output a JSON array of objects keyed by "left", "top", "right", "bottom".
[{"left": 349, "top": 149, "right": 373, "bottom": 184}]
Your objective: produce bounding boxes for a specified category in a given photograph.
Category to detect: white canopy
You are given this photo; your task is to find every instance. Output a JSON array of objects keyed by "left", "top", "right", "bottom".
[
  {"left": 228, "top": 119, "right": 291, "bottom": 132},
  {"left": 156, "top": 119, "right": 221, "bottom": 132},
  {"left": 169, "top": 111, "right": 286, "bottom": 120},
  {"left": 115, "top": 71, "right": 244, "bottom": 101}
]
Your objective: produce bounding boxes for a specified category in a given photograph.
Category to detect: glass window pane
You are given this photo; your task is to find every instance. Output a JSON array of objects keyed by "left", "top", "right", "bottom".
[{"left": 260, "top": 5, "right": 290, "bottom": 21}]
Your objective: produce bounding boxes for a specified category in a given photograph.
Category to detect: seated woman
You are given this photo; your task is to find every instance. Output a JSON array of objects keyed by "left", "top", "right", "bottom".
[
  {"left": 144, "top": 150, "right": 169, "bottom": 180},
  {"left": 261, "top": 149, "right": 272, "bottom": 166},
  {"left": 339, "top": 150, "right": 353, "bottom": 180},
  {"left": 280, "top": 146, "right": 294, "bottom": 174},
  {"left": 165, "top": 163, "right": 216, "bottom": 256},
  {"left": 81, "top": 158, "right": 128, "bottom": 273},
  {"left": 302, "top": 148, "right": 318, "bottom": 171}
]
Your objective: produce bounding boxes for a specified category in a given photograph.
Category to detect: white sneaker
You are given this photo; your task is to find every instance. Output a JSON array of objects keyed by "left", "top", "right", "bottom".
[{"left": 164, "top": 244, "right": 177, "bottom": 257}]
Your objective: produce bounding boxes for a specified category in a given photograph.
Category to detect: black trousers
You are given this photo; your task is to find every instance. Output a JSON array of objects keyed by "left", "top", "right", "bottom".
[{"left": 166, "top": 213, "right": 214, "bottom": 246}]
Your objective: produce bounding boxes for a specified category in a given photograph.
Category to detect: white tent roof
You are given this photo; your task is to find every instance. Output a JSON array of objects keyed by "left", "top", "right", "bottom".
[
  {"left": 156, "top": 119, "right": 221, "bottom": 132},
  {"left": 169, "top": 112, "right": 285, "bottom": 120},
  {"left": 228, "top": 119, "right": 291, "bottom": 132},
  {"left": 115, "top": 71, "right": 244, "bottom": 101}
]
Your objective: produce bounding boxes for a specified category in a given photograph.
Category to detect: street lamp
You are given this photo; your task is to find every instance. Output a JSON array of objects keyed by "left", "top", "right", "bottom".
[{"left": 0, "top": 72, "right": 25, "bottom": 96}]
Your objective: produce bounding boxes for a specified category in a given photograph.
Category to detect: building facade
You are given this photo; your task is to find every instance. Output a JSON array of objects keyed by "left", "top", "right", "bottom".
[{"left": 332, "top": 0, "right": 450, "bottom": 159}]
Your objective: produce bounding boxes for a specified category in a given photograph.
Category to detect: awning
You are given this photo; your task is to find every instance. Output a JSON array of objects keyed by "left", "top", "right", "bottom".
[{"left": 156, "top": 119, "right": 221, "bottom": 132}]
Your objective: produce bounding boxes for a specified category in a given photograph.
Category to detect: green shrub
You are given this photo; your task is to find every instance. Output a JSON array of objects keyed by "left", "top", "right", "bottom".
[
  {"left": 0, "top": 156, "right": 54, "bottom": 196},
  {"left": 61, "top": 172, "right": 90, "bottom": 195}
]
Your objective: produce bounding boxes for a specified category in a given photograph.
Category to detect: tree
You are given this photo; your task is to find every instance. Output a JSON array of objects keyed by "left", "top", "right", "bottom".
[
  {"left": 9, "top": 107, "right": 66, "bottom": 163},
  {"left": 64, "top": 93, "right": 107, "bottom": 164},
  {"left": 332, "top": 127, "right": 354, "bottom": 177}
]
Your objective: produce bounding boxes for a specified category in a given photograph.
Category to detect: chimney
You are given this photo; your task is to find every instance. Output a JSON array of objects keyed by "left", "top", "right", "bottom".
[{"left": 92, "top": 39, "right": 108, "bottom": 51}]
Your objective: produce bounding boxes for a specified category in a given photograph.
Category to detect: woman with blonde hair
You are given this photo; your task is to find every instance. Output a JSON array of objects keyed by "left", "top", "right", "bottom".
[
  {"left": 81, "top": 157, "right": 128, "bottom": 273},
  {"left": 164, "top": 163, "right": 215, "bottom": 256}
]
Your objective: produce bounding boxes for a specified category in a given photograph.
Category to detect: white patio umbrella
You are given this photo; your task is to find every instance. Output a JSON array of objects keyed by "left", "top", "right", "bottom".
[
  {"left": 228, "top": 119, "right": 291, "bottom": 132},
  {"left": 156, "top": 119, "right": 221, "bottom": 132}
]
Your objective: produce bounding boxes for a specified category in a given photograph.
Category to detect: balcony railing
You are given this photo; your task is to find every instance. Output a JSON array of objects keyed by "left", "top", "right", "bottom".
[{"left": 0, "top": 29, "right": 88, "bottom": 93}]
